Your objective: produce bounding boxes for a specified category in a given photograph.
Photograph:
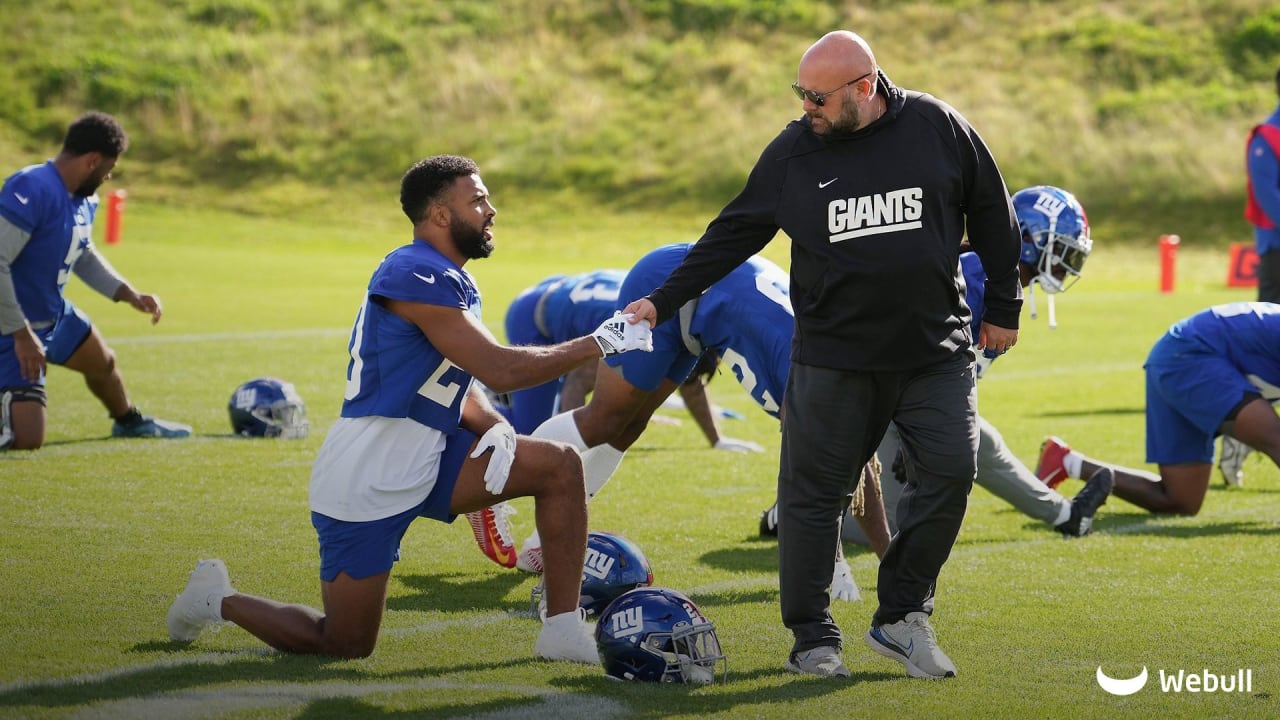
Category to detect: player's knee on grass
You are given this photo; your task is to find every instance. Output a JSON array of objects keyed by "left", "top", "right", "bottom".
[
  {"left": 8, "top": 395, "right": 47, "bottom": 450},
  {"left": 1156, "top": 465, "right": 1211, "bottom": 516}
]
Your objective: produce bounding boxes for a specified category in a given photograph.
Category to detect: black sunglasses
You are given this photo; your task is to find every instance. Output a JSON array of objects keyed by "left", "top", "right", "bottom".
[{"left": 791, "top": 71, "right": 873, "bottom": 107}]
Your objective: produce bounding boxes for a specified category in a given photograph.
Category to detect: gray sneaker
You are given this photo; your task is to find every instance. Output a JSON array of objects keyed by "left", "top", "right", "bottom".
[
  {"left": 1218, "top": 436, "right": 1250, "bottom": 487},
  {"left": 865, "top": 612, "right": 957, "bottom": 679},
  {"left": 785, "top": 646, "right": 850, "bottom": 678}
]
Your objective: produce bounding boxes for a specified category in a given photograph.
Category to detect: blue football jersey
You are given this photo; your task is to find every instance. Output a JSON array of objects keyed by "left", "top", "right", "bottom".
[
  {"left": 501, "top": 270, "right": 625, "bottom": 433},
  {"left": 1164, "top": 302, "right": 1280, "bottom": 396},
  {"left": 0, "top": 161, "right": 99, "bottom": 324},
  {"left": 505, "top": 270, "right": 624, "bottom": 345},
  {"left": 960, "top": 252, "right": 986, "bottom": 339},
  {"left": 614, "top": 243, "right": 793, "bottom": 418},
  {"left": 340, "top": 241, "right": 481, "bottom": 431}
]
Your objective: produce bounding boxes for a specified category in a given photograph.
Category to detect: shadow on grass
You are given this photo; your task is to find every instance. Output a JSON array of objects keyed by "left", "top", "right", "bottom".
[
  {"left": 390, "top": 571, "right": 530, "bottom": 613},
  {"left": 697, "top": 545, "right": 775, "bottom": 574},
  {"left": 549, "top": 664, "right": 903, "bottom": 717},
  {"left": 1099, "top": 517, "right": 1280, "bottom": 539},
  {"left": 0, "top": 650, "right": 546, "bottom": 712},
  {"left": 698, "top": 542, "right": 880, "bottom": 576}
]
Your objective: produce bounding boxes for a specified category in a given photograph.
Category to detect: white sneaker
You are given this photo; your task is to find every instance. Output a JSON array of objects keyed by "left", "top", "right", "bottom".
[
  {"left": 830, "top": 557, "right": 861, "bottom": 602},
  {"left": 534, "top": 608, "right": 599, "bottom": 664},
  {"left": 1218, "top": 436, "right": 1250, "bottom": 487},
  {"left": 865, "top": 612, "right": 957, "bottom": 679},
  {"left": 516, "top": 538, "right": 544, "bottom": 574},
  {"left": 167, "top": 559, "right": 234, "bottom": 642},
  {"left": 784, "top": 646, "right": 850, "bottom": 678}
]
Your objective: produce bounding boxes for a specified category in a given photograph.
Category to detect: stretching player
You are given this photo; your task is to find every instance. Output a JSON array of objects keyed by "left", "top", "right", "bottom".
[
  {"left": 1036, "top": 302, "right": 1280, "bottom": 516},
  {"left": 501, "top": 269, "right": 762, "bottom": 451},
  {"left": 511, "top": 243, "right": 892, "bottom": 601},
  {"left": 1, "top": 111, "right": 190, "bottom": 449},
  {"left": 831, "top": 186, "right": 1113, "bottom": 546}
]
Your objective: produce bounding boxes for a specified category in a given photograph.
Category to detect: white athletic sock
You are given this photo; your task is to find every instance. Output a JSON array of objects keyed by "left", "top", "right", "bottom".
[
  {"left": 582, "top": 444, "right": 626, "bottom": 500},
  {"left": 544, "top": 608, "right": 583, "bottom": 628},
  {"left": 532, "top": 412, "right": 588, "bottom": 452},
  {"left": 1052, "top": 501, "right": 1072, "bottom": 527},
  {"left": 1064, "top": 451, "right": 1084, "bottom": 479}
]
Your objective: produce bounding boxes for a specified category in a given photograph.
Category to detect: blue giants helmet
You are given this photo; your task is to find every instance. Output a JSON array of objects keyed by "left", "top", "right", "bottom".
[
  {"left": 228, "top": 377, "right": 309, "bottom": 439},
  {"left": 595, "top": 587, "right": 727, "bottom": 684},
  {"left": 531, "top": 531, "right": 653, "bottom": 618},
  {"left": 1012, "top": 185, "right": 1092, "bottom": 294}
]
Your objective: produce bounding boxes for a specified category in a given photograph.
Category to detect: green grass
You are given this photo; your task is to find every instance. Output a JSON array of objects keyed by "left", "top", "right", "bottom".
[
  {"left": 3, "top": 1, "right": 1280, "bottom": 244},
  {"left": 1, "top": 203, "right": 1277, "bottom": 719}
]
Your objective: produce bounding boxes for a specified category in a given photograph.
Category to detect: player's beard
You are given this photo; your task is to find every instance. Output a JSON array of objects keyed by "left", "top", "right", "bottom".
[
  {"left": 452, "top": 215, "right": 494, "bottom": 259},
  {"left": 73, "top": 176, "right": 106, "bottom": 198}
]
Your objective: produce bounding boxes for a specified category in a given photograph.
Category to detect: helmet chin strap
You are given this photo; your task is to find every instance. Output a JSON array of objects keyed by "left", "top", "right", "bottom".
[{"left": 1026, "top": 278, "right": 1061, "bottom": 329}]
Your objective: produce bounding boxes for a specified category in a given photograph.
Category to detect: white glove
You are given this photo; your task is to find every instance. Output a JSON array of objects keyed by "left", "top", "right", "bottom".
[
  {"left": 591, "top": 312, "right": 653, "bottom": 357},
  {"left": 714, "top": 437, "right": 765, "bottom": 453},
  {"left": 471, "top": 423, "right": 517, "bottom": 494},
  {"left": 830, "top": 557, "right": 861, "bottom": 602}
]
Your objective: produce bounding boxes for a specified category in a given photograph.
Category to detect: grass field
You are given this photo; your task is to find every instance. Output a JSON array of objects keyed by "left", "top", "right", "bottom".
[{"left": 1, "top": 200, "right": 1277, "bottom": 720}]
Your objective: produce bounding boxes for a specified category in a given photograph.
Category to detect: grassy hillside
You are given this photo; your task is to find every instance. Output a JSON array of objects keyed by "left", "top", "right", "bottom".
[{"left": 2, "top": 0, "right": 1280, "bottom": 244}]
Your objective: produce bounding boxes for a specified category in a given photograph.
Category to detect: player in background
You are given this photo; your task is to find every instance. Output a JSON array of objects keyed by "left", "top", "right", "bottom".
[
  {"left": 1223, "top": 64, "right": 1280, "bottom": 486},
  {"left": 500, "top": 268, "right": 762, "bottom": 451},
  {"left": 510, "top": 243, "right": 892, "bottom": 601},
  {"left": 829, "top": 186, "right": 1112, "bottom": 547},
  {"left": 1036, "top": 302, "right": 1280, "bottom": 516},
  {"left": 0, "top": 111, "right": 190, "bottom": 450},
  {"left": 469, "top": 269, "right": 764, "bottom": 571},
  {"left": 166, "top": 155, "right": 652, "bottom": 662}
]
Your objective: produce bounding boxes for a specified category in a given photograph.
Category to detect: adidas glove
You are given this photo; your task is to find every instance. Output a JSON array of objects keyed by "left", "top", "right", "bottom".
[
  {"left": 591, "top": 312, "right": 653, "bottom": 357},
  {"left": 471, "top": 422, "right": 517, "bottom": 495}
]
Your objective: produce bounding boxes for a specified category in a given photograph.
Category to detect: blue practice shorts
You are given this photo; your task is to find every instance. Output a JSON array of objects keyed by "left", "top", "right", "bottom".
[
  {"left": 0, "top": 300, "right": 93, "bottom": 390},
  {"left": 604, "top": 256, "right": 698, "bottom": 391},
  {"left": 311, "top": 428, "right": 473, "bottom": 581},
  {"left": 1144, "top": 334, "right": 1257, "bottom": 464}
]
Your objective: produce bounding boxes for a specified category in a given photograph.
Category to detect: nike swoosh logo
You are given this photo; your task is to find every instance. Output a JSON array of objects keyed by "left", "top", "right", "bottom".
[
  {"left": 818, "top": 178, "right": 838, "bottom": 189},
  {"left": 413, "top": 272, "right": 437, "bottom": 284},
  {"left": 486, "top": 522, "right": 514, "bottom": 566},
  {"left": 14, "top": 193, "right": 29, "bottom": 205},
  {"left": 873, "top": 628, "right": 913, "bottom": 657}
]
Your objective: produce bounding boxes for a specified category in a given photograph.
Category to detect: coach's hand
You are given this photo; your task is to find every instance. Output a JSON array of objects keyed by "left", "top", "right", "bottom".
[
  {"left": 621, "top": 297, "right": 658, "bottom": 326},
  {"left": 472, "top": 422, "right": 517, "bottom": 495},
  {"left": 591, "top": 312, "right": 653, "bottom": 356}
]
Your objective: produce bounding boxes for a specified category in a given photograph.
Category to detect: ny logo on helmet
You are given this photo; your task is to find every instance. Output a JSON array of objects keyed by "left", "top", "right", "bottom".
[
  {"left": 1032, "top": 192, "right": 1067, "bottom": 220},
  {"left": 610, "top": 606, "right": 645, "bottom": 638},
  {"left": 584, "top": 547, "right": 618, "bottom": 580}
]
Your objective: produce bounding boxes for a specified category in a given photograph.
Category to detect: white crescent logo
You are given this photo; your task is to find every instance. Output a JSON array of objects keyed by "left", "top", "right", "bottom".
[{"left": 1096, "top": 666, "right": 1148, "bottom": 695}]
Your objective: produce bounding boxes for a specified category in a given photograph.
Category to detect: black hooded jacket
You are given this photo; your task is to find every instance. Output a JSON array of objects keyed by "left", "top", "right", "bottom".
[{"left": 647, "top": 72, "right": 1023, "bottom": 372}]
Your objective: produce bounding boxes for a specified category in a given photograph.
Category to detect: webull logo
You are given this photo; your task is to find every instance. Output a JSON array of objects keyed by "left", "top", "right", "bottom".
[{"left": 1097, "top": 666, "right": 1254, "bottom": 695}]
